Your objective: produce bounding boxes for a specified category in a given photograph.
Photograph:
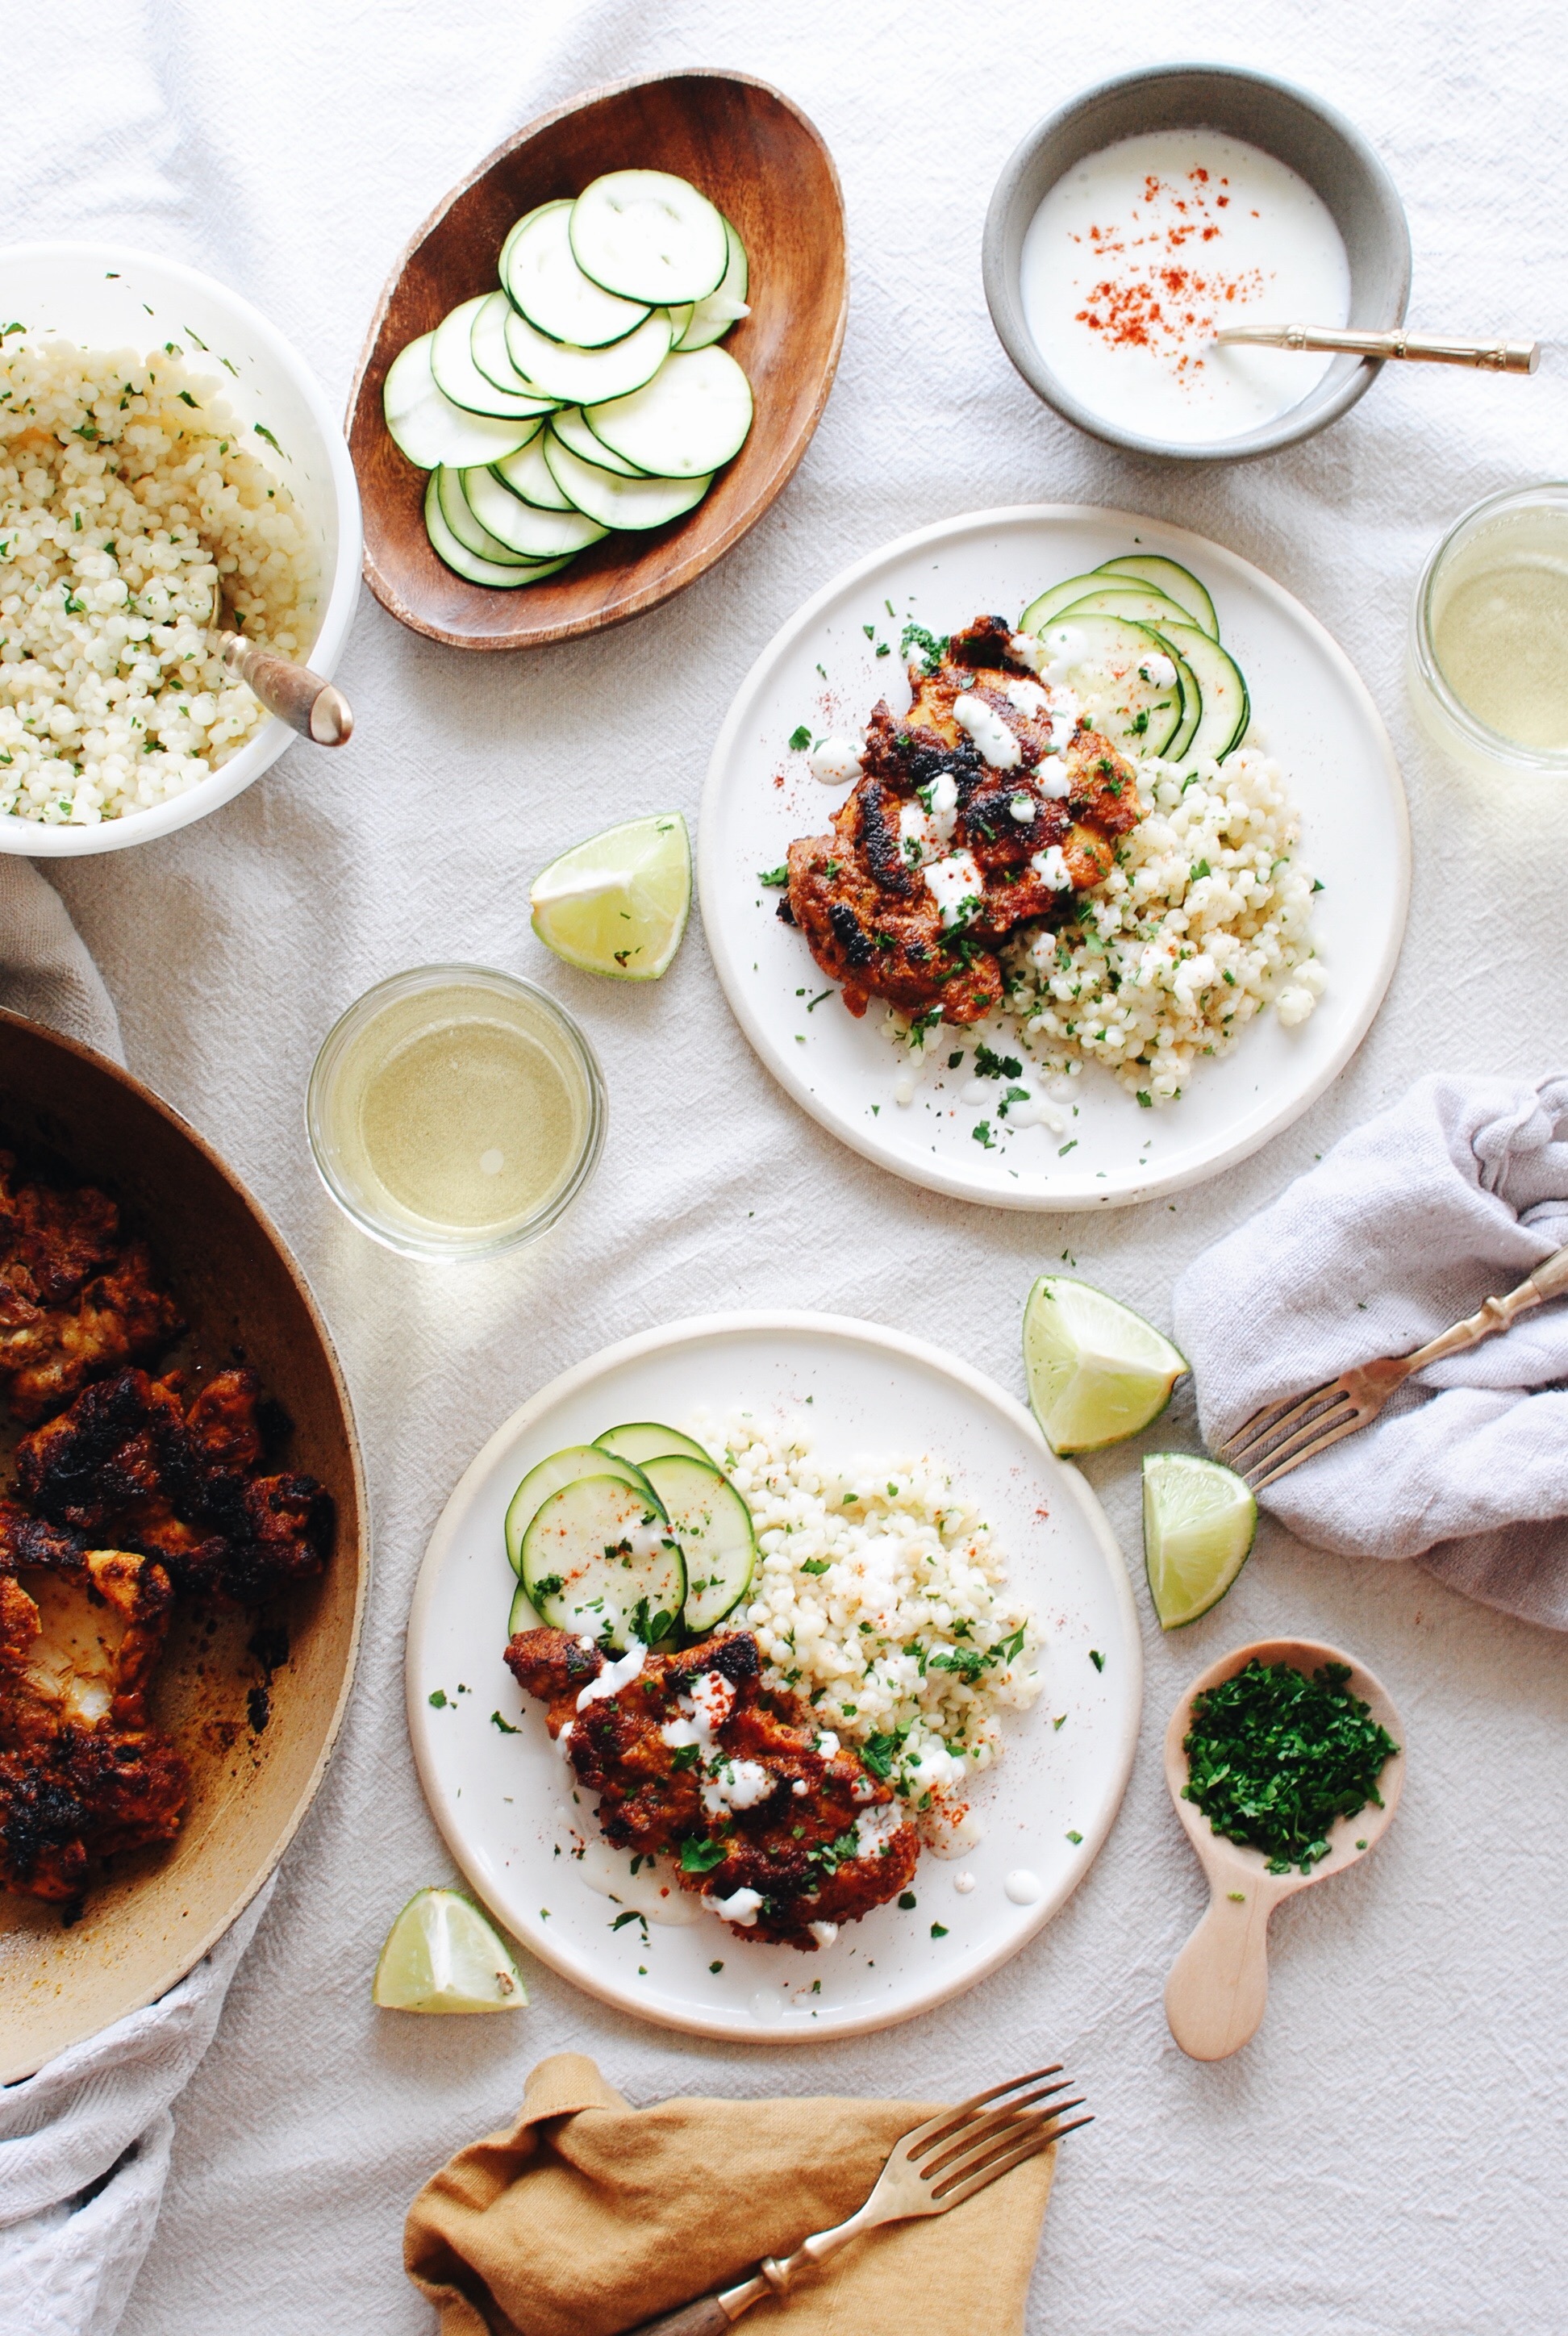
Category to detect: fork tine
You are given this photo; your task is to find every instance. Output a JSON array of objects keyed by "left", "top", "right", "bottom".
[
  {"left": 903, "top": 2065, "right": 1063, "bottom": 2158},
  {"left": 1220, "top": 1383, "right": 1352, "bottom": 1471},
  {"left": 918, "top": 2081, "right": 1074, "bottom": 2179},
  {"left": 928, "top": 2098, "right": 1086, "bottom": 2192},
  {"left": 1235, "top": 1395, "right": 1362, "bottom": 1483},
  {"left": 932, "top": 2112, "right": 1091, "bottom": 2207},
  {"left": 1249, "top": 1406, "right": 1374, "bottom": 1490}
]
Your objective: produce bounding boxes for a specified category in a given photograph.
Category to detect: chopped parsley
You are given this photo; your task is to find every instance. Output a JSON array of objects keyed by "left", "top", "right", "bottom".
[
  {"left": 973, "top": 1042, "right": 1023, "bottom": 1081},
  {"left": 758, "top": 865, "right": 790, "bottom": 887},
  {"left": 1182, "top": 1660, "right": 1400, "bottom": 1874},
  {"left": 788, "top": 724, "right": 811, "bottom": 752},
  {"left": 899, "top": 621, "right": 948, "bottom": 674},
  {"left": 799, "top": 1557, "right": 832, "bottom": 1576},
  {"left": 1089, "top": 1649, "right": 1104, "bottom": 1671},
  {"left": 898, "top": 1891, "right": 918, "bottom": 1909},
  {"left": 679, "top": 1836, "right": 728, "bottom": 1874},
  {"left": 490, "top": 1710, "right": 519, "bottom": 1733},
  {"left": 427, "top": 1689, "right": 448, "bottom": 1708},
  {"left": 930, "top": 1922, "right": 949, "bottom": 1938},
  {"left": 972, "top": 1120, "right": 995, "bottom": 1149}
]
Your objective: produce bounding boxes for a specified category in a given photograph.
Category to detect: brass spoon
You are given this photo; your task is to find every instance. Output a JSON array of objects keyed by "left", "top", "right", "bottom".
[
  {"left": 217, "top": 619, "right": 353, "bottom": 745},
  {"left": 1214, "top": 323, "right": 1538, "bottom": 373},
  {"left": 1163, "top": 1636, "right": 1405, "bottom": 2061}
]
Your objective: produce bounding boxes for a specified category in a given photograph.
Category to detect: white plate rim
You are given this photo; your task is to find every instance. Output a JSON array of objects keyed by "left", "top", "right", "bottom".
[
  {"left": 406, "top": 1308, "right": 1143, "bottom": 2042},
  {"left": 697, "top": 502, "right": 1411, "bottom": 1210}
]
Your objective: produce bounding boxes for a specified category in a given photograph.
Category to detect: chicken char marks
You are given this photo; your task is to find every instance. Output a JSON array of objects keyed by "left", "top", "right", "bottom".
[
  {"left": 12, "top": 1366, "right": 332, "bottom": 1606},
  {"left": 0, "top": 1153, "right": 182, "bottom": 1422},
  {"left": 785, "top": 614, "right": 1141, "bottom": 1020},
  {"left": 507, "top": 1626, "right": 919, "bottom": 1949}
]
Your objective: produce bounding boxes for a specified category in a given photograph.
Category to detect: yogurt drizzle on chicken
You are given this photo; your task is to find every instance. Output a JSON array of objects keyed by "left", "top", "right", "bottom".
[{"left": 782, "top": 615, "right": 1141, "bottom": 1024}]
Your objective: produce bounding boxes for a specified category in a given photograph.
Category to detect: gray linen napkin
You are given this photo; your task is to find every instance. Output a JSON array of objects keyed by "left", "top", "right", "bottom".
[
  {"left": 0, "top": 861, "right": 122, "bottom": 1064},
  {"left": 0, "top": 861, "right": 262, "bottom": 2334},
  {"left": 1172, "top": 1073, "right": 1568, "bottom": 1631}
]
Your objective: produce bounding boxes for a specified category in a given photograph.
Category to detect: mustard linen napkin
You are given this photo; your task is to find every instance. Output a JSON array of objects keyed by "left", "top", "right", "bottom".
[{"left": 404, "top": 2053, "right": 1057, "bottom": 2336}]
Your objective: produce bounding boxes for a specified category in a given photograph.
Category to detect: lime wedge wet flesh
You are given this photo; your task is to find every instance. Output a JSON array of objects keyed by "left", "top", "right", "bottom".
[
  {"left": 1023, "top": 1275, "right": 1188, "bottom": 1454},
  {"left": 1142, "top": 1453, "right": 1257, "bottom": 1629},
  {"left": 529, "top": 811, "right": 691, "bottom": 980},
  {"left": 373, "top": 1888, "right": 527, "bottom": 2013}
]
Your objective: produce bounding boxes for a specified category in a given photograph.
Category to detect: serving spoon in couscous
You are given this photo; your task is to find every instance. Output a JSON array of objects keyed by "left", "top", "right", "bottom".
[{"left": 0, "top": 336, "right": 349, "bottom": 828}]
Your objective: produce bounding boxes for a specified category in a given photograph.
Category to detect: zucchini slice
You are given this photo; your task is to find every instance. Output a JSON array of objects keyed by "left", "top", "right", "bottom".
[
  {"left": 551, "top": 403, "right": 646, "bottom": 478},
  {"left": 469, "top": 290, "right": 554, "bottom": 402},
  {"left": 639, "top": 1455, "right": 756, "bottom": 1633},
  {"left": 504, "top": 1443, "right": 665, "bottom": 1575},
  {"left": 1095, "top": 555, "right": 1219, "bottom": 639},
  {"left": 674, "top": 218, "right": 749, "bottom": 352},
  {"left": 492, "top": 432, "right": 573, "bottom": 511},
  {"left": 569, "top": 169, "right": 728, "bottom": 306},
  {"left": 432, "top": 295, "right": 556, "bottom": 419},
  {"left": 435, "top": 466, "right": 534, "bottom": 565},
  {"left": 1019, "top": 571, "right": 1122, "bottom": 636},
  {"left": 595, "top": 1421, "right": 713, "bottom": 1466},
  {"left": 503, "top": 302, "right": 673, "bottom": 407},
  {"left": 385, "top": 336, "right": 540, "bottom": 471},
  {"left": 507, "top": 1577, "right": 537, "bottom": 1637},
  {"left": 1024, "top": 614, "right": 1186, "bottom": 758},
  {"left": 521, "top": 1475, "right": 686, "bottom": 1647},
  {"left": 423, "top": 473, "right": 574, "bottom": 586},
  {"left": 1157, "top": 620, "right": 1250, "bottom": 761},
  {"left": 463, "top": 463, "right": 608, "bottom": 559},
  {"left": 542, "top": 432, "right": 712, "bottom": 531},
  {"left": 1054, "top": 584, "right": 1198, "bottom": 632},
  {"left": 503, "top": 198, "right": 653, "bottom": 349},
  {"left": 584, "top": 346, "right": 753, "bottom": 480}
]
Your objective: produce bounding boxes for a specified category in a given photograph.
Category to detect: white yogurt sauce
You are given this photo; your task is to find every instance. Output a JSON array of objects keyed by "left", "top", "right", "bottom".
[
  {"left": 577, "top": 1838, "right": 704, "bottom": 1925},
  {"left": 809, "top": 735, "right": 861, "bottom": 786},
  {"left": 953, "top": 692, "right": 1021, "bottom": 769},
  {"left": 1029, "top": 843, "right": 1073, "bottom": 891},
  {"left": 1003, "top": 676, "right": 1050, "bottom": 719},
  {"left": 1003, "top": 1868, "right": 1043, "bottom": 1905},
  {"left": 924, "top": 849, "right": 984, "bottom": 927},
  {"left": 1019, "top": 129, "right": 1351, "bottom": 444},
  {"left": 576, "top": 1641, "right": 646, "bottom": 1710}
]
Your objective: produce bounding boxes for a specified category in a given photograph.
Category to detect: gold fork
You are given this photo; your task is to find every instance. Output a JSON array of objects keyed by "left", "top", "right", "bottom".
[
  {"left": 1217, "top": 1241, "right": 1568, "bottom": 1490},
  {"left": 624, "top": 2066, "right": 1090, "bottom": 2335}
]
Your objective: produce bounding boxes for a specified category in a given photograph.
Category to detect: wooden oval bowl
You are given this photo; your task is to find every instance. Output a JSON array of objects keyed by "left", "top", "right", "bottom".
[
  {"left": 347, "top": 69, "right": 848, "bottom": 652},
  {"left": 0, "top": 1013, "right": 368, "bottom": 2081}
]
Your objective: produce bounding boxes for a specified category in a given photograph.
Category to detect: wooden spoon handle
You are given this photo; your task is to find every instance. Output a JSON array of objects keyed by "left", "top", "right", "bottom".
[
  {"left": 1164, "top": 1879, "right": 1276, "bottom": 2060},
  {"left": 219, "top": 632, "right": 353, "bottom": 746}
]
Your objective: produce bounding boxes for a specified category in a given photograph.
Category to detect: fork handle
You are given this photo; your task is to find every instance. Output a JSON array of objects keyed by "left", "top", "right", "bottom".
[
  {"left": 623, "top": 2297, "right": 746, "bottom": 2335},
  {"left": 1398, "top": 1240, "right": 1568, "bottom": 1378}
]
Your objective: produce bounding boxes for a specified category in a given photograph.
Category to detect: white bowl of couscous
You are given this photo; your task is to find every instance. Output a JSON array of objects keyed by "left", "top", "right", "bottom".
[{"left": 0, "top": 244, "right": 361, "bottom": 855}]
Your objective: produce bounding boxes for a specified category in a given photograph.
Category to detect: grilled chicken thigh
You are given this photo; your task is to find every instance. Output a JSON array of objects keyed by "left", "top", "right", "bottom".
[
  {"left": 506, "top": 1625, "right": 920, "bottom": 1948},
  {"left": 0, "top": 1154, "right": 182, "bottom": 1422},
  {"left": 784, "top": 614, "right": 1141, "bottom": 1020}
]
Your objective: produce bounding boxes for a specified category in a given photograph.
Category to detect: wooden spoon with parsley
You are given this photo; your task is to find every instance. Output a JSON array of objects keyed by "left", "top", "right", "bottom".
[{"left": 1162, "top": 1637, "right": 1405, "bottom": 2062}]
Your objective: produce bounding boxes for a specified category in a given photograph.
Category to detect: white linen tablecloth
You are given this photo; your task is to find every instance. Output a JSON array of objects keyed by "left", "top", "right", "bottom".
[{"left": 8, "top": 2, "right": 1568, "bottom": 2330}]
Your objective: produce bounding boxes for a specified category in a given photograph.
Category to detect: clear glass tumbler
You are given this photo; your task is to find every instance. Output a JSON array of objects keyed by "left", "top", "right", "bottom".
[
  {"left": 1409, "top": 481, "right": 1568, "bottom": 778},
  {"left": 307, "top": 965, "right": 606, "bottom": 1260}
]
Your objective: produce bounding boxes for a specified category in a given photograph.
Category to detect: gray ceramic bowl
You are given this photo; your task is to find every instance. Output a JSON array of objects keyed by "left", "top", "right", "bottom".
[{"left": 983, "top": 64, "right": 1412, "bottom": 461}]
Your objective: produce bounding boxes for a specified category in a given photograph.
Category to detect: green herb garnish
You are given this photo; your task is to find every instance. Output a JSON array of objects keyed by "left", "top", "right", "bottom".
[
  {"left": 679, "top": 1836, "right": 728, "bottom": 1875},
  {"left": 1182, "top": 1660, "right": 1399, "bottom": 1874},
  {"left": 758, "top": 865, "right": 790, "bottom": 887},
  {"left": 788, "top": 724, "right": 811, "bottom": 752}
]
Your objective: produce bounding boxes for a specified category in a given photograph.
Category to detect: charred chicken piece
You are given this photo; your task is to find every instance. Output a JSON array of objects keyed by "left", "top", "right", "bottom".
[
  {"left": 0, "top": 1155, "right": 183, "bottom": 1424},
  {"left": 0, "top": 1537, "right": 186, "bottom": 1901},
  {"left": 14, "top": 1366, "right": 332, "bottom": 1606},
  {"left": 783, "top": 616, "right": 1141, "bottom": 1020},
  {"left": 506, "top": 1626, "right": 920, "bottom": 1949}
]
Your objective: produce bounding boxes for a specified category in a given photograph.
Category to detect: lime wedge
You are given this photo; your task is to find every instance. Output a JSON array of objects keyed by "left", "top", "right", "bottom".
[
  {"left": 372, "top": 1887, "right": 527, "bottom": 2014},
  {"left": 1023, "top": 1275, "right": 1188, "bottom": 1453},
  {"left": 530, "top": 811, "right": 690, "bottom": 979},
  {"left": 1142, "top": 1453, "right": 1257, "bottom": 1629}
]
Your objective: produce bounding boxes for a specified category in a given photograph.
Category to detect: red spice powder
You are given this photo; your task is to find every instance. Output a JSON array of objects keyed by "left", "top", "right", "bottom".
[{"left": 1070, "top": 169, "right": 1265, "bottom": 378}]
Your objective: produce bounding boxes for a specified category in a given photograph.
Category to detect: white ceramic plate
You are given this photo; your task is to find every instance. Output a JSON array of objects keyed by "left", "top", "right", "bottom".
[
  {"left": 407, "top": 1312, "right": 1141, "bottom": 2042},
  {"left": 0, "top": 243, "right": 361, "bottom": 856},
  {"left": 698, "top": 505, "right": 1409, "bottom": 1210}
]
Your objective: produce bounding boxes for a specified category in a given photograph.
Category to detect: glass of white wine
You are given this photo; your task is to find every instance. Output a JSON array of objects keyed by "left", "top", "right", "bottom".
[
  {"left": 307, "top": 966, "right": 605, "bottom": 1259},
  {"left": 1410, "top": 482, "right": 1568, "bottom": 778}
]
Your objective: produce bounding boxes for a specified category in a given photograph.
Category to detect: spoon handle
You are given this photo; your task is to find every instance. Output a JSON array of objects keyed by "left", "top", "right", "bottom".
[
  {"left": 1214, "top": 323, "right": 1539, "bottom": 373},
  {"left": 219, "top": 631, "right": 353, "bottom": 746},
  {"left": 1164, "top": 1876, "right": 1284, "bottom": 2060}
]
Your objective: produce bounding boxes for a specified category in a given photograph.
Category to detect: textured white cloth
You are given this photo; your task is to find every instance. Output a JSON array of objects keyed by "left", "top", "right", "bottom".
[
  {"left": 4, "top": 3, "right": 1568, "bottom": 2334},
  {"left": 1173, "top": 1074, "right": 1568, "bottom": 1629},
  {"left": 0, "top": 864, "right": 121, "bottom": 1063},
  {"left": 0, "top": 1884, "right": 272, "bottom": 2336}
]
